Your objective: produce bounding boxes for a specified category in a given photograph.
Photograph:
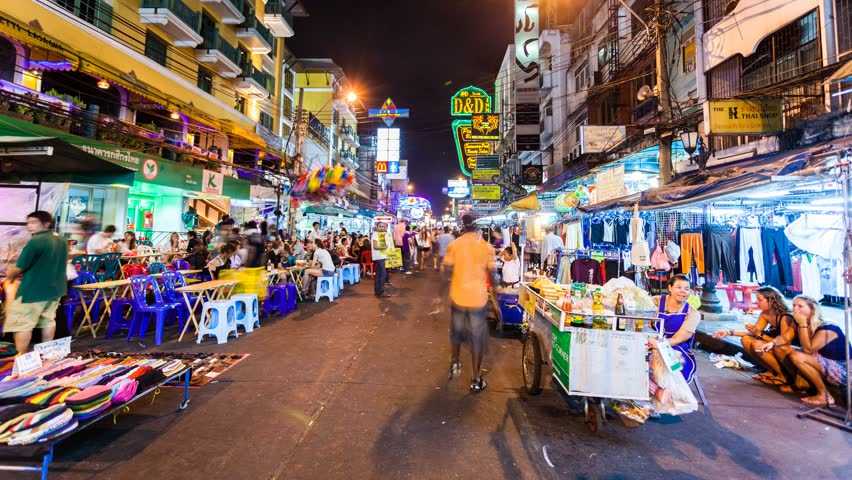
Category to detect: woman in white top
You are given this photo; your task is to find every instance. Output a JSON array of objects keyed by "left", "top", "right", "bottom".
[
  {"left": 118, "top": 231, "right": 137, "bottom": 254},
  {"left": 499, "top": 243, "right": 521, "bottom": 288}
]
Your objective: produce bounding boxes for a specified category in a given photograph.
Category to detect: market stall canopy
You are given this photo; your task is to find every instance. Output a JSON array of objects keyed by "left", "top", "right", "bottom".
[
  {"left": 509, "top": 192, "right": 540, "bottom": 211},
  {"left": 303, "top": 204, "right": 356, "bottom": 217},
  {"left": 0, "top": 135, "right": 134, "bottom": 185},
  {"left": 579, "top": 136, "right": 852, "bottom": 213}
]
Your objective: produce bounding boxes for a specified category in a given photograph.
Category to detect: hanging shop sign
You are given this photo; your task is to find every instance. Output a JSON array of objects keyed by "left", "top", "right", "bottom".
[
  {"left": 514, "top": 0, "right": 540, "bottom": 91},
  {"left": 202, "top": 169, "right": 224, "bottom": 196},
  {"left": 521, "top": 163, "right": 543, "bottom": 185},
  {"left": 450, "top": 86, "right": 493, "bottom": 117},
  {"left": 386, "top": 159, "right": 408, "bottom": 180},
  {"left": 368, "top": 98, "right": 410, "bottom": 127},
  {"left": 375, "top": 161, "right": 388, "bottom": 173},
  {"left": 471, "top": 201, "right": 502, "bottom": 212},
  {"left": 580, "top": 125, "right": 627, "bottom": 153},
  {"left": 446, "top": 179, "right": 470, "bottom": 198},
  {"left": 592, "top": 165, "right": 627, "bottom": 204},
  {"left": 706, "top": 99, "right": 783, "bottom": 135},
  {"left": 475, "top": 155, "right": 499, "bottom": 170},
  {"left": 470, "top": 113, "right": 500, "bottom": 140},
  {"left": 452, "top": 120, "right": 496, "bottom": 177},
  {"left": 472, "top": 168, "right": 500, "bottom": 183},
  {"left": 471, "top": 184, "right": 502, "bottom": 201}
]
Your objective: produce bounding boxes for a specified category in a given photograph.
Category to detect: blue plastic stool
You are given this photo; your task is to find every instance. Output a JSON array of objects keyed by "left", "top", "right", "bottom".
[
  {"left": 315, "top": 276, "right": 336, "bottom": 303},
  {"left": 341, "top": 265, "right": 357, "bottom": 286},
  {"left": 264, "top": 284, "right": 287, "bottom": 316},
  {"left": 352, "top": 263, "right": 360, "bottom": 283},
  {"left": 283, "top": 284, "right": 298, "bottom": 313},
  {"left": 335, "top": 269, "right": 344, "bottom": 297},
  {"left": 197, "top": 300, "right": 238, "bottom": 344},
  {"left": 232, "top": 294, "right": 260, "bottom": 333}
]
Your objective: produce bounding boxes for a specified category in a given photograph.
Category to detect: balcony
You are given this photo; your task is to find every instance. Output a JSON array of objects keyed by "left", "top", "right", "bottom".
[
  {"left": 51, "top": 0, "right": 113, "bottom": 33},
  {"left": 195, "top": 33, "right": 241, "bottom": 78},
  {"left": 263, "top": 0, "right": 295, "bottom": 37},
  {"left": 236, "top": 16, "right": 273, "bottom": 54},
  {"left": 199, "top": 0, "right": 244, "bottom": 24},
  {"left": 138, "top": 0, "right": 203, "bottom": 47},
  {"left": 235, "top": 66, "right": 272, "bottom": 98}
]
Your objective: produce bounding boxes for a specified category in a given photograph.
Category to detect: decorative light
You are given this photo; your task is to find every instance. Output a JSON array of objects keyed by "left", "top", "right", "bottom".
[
  {"left": 679, "top": 129, "right": 700, "bottom": 155},
  {"left": 170, "top": 111, "right": 180, "bottom": 120},
  {"left": 97, "top": 79, "right": 110, "bottom": 89}
]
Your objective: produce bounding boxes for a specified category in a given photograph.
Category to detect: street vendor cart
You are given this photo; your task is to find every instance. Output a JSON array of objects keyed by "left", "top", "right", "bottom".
[{"left": 519, "top": 281, "right": 690, "bottom": 432}]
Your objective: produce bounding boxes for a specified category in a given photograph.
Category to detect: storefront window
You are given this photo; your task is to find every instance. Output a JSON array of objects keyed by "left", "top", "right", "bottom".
[{"left": 58, "top": 185, "right": 106, "bottom": 235}]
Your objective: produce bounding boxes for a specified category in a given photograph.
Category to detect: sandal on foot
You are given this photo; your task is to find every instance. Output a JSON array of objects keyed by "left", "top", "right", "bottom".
[
  {"left": 469, "top": 377, "right": 488, "bottom": 393},
  {"left": 448, "top": 362, "right": 462, "bottom": 380},
  {"left": 752, "top": 373, "right": 785, "bottom": 386},
  {"left": 801, "top": 394, "right": 835, "bottom": 407}
]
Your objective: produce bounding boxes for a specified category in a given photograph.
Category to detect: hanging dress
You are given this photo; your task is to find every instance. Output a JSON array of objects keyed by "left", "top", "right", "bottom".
[{"left": 655, "top": 295, "right": 697, "bottom": 383}]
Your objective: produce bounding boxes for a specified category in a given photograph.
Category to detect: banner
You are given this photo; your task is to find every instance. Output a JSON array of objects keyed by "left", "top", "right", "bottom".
[
  {"left": 385, "top": 247, "right": 402, "bottom": 269},
  {"left": 592, "top": 165, "right": 626, "bottom": 203},
  {"left": 706, "top": 99, "right": 782, "bottom": 135},
  {"left": 580, "top": 125, "right": 626, "bottom": 153}
]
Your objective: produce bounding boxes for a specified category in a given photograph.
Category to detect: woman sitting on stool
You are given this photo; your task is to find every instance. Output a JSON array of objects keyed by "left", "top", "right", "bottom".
[{"left": 650, "top": 274, "right": 701, "bottom": 383}]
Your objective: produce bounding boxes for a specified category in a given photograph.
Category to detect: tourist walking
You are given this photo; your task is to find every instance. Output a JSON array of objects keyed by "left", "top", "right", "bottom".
[
  {"left": 442, "top": 214, "right": 497, "bottom": 392},
  {"left": 371, "top": 222, "right": 392, "bottom": 297},
  {"left": 3, "top": 211, "right": 68, "bottom": 353}
]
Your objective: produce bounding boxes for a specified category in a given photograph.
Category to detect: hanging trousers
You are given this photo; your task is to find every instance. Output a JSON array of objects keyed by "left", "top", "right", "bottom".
[
  {"left": 704, "top": 226, "right": 738, "bottom": 283},
  {"left": 761, "top": 227, "right": 794, "bottom": 290},
  {"left": 738, "top": 227, "right": 765, "bottom": 283},
  {"left": 680, "top": 232, "right": 705, "bottom": 275}
]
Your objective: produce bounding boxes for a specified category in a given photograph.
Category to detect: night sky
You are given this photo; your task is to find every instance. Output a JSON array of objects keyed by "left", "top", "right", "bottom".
[{"left": 288, "top": 0, "right": 514, "bottom": 212}]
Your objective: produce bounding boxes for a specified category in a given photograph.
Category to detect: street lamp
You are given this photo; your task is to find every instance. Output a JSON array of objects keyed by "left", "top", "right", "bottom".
[
  {"left": 407, "top": 183, "right": 414, "bottom": 193},
  {"left": 679, "top": 129, "right": 699, "bottom": 155},
  {"left": 345, "top": 91, "right": 358, "bottom": 104}
]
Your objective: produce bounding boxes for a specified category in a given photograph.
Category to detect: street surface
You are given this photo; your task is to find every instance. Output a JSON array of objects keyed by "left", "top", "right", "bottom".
[{"left": 32, "top": 272, "right": 852, "bottom": 479}]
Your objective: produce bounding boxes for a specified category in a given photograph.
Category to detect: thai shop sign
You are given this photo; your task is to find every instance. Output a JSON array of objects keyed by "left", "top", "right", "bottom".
[
  {"left": 579, "top": 125, "right": 626, "bottom": 153},
  {"left": 706, "top": 99, "right": 782, "bottom": 135},
  {"left": 472, "top": 168, "right": 499, "bottom": 183},
  {"left": 551, "top": 325, "right": 571, "bottom": 390},
  {"left": 592, "top": 165, "right": 626, "bottom": 204},
  {"left": 471, "top": 184, "right": 502, "bottom": 201}
]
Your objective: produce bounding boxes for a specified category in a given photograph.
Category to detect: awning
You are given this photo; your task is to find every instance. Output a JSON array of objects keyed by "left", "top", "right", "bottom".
[
  {"left": 579, "top": 135, "right": 852, "bottom": 213},
  {"left": 828, "top": 59, "right": 852, "bottom": 83},
  {"left": 0, "top": 114, "right": 250, "bottom": 199},
  {"left": 302, "top": 204, "right": 356, "bottom": 217},
  {"left": 508, "top": 192, "right": 540, "bottom": 211}
]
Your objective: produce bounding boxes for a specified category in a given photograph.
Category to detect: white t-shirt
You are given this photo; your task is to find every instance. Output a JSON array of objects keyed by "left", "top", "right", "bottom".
[
  {"left": 371, "top": 231, "right": 390, "bottom": 261},
  {"left": 542, "top": 233, "right": 564, "bottom": 259},
  {"left": 313, "top": 248, "right": 335, "bottom": 272},
  {"left": 86, "top": 234, "right": 113, "bottom": 254},
  {"left": 307, "top": 229, "right": 324, "bottom": 242},
  {"left": 501, "top": 258, "right": 521, "bottom": 284}
]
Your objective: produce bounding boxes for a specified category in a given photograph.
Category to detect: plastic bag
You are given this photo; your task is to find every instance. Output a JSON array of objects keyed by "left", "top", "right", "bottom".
[{"left": 649, "top": 347, "right": 698, "bottom": 416}]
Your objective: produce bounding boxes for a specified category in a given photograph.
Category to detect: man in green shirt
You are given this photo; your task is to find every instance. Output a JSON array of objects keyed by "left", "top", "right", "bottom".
[{"left": 4, "top": 211, "right": 67, "bottom": 353}]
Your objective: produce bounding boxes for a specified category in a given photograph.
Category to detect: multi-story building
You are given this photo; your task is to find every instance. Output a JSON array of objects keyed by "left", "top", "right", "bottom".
[
  {"left": 0, "top": 0, "right": 306, "bottom": 233},
  {"left": 357, "top": 133, "right": 379, "bottom": 206},
  {"left": 494, "top": 46, "right": 519, "bottom": 194},
  {"left": 292, "top": 58, "right": 358, "bottom": 171},
  {"left": 538, "top": 26, "right": 572, "bottom": 180}
]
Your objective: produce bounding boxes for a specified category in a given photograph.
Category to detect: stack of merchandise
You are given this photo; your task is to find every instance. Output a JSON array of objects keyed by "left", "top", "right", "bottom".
[
  {"left": 538, "top": 280, "right": 568, "bottom": 303},
  {"left": 0, "top": 352, "right": 191, "bottom": 446}
]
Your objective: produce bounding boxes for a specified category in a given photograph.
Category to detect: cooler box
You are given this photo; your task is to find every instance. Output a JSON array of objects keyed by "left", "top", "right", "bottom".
[
  {"left": 497, "top": 293, "right": 524, "bottom": 325},
  {"left": 220, "top": 267, "right": 268, "bottom": 300}
]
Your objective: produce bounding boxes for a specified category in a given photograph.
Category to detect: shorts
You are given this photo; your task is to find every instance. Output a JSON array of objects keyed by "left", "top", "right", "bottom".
[
  {"left": 450, "top": 304, "right": 488, "bottom": 354},
  {"left": 4, "top": 297, "right": 59, "bottom": 332},
  {"left": 817, "top": 354, "right": 848, "bottom": 386}
]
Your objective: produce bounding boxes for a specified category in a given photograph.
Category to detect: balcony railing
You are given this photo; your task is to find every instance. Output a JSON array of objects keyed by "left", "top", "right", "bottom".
[
  {"left": 141, "top": 0, "right": 198, "bottom": 31},
  {"left": 241, "top": 66, "right": 273, "bottom": 93},
  {"left": 263, "top": 0, "right": 295, "bottom": 37},
  {"left": 52, "top": 0, "right": 113, "bottom": 34},
  {"left": 742, "top": 41, "right": 821, "bottom": 92},
  {"left": 236, "top": 14, "right": 274, "bottom": 53},
  {"left": 244, "top": 16, "right": 273, "bottom": 46},
  {"left": 199, "top": 31, "right": 240, "bottom": 68},
  {"left": 264, "top": 0, "right": 294, "bottom": 23}
]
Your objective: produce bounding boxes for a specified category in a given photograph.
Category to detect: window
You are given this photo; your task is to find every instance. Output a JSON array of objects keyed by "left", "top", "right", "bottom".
[
  {"left": 284, "top": 69, "right": 294, "bottom": 91},
  {"left": 238, "top": 47, "right": 251, "bottom": 73},
  {"left": 282, "top": 96, "right": 293, "bottom": 121},
  {"left": 197, "top": 68, "right": 213, "bottom": 94},
  {"left": 681, "top": 27, "right": 696, "bottom": 73},
  {"left": 58, "top": 0, "right": 112, "bottom": 33},
  {"left": 144, "top": 31, "right": 168, "bottom": 66},
  {"left": 574, "top": 61, "right": 590, "bottom": 91},
  {"left": 741, "top": 10, "right": 821, "bottom": 92},
  {"left": 235, "top": 95, "right": 246, "bottom": 114},
  {"left": 259, "top": 111, "right": 274, "bottom": 131}
]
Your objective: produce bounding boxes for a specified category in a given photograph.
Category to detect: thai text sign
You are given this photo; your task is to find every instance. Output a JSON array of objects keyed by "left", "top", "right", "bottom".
[
  {"left": 592, "top": 165, "right": 626, "bottom": 204},
  {"left": 472, "top": 168, "right": 499, "bottom": 183},
  {"left": 453, "top": 120, "right": 495, "bottom": 176},
  {"left": 471, "top": 184, "right": 502, "bottom": 201},
  {"left": 707, "top": 99, "right": 782, "bottom": 135},
  {"left": 580, "top": 125, "right": 626, "bottom": 153}
]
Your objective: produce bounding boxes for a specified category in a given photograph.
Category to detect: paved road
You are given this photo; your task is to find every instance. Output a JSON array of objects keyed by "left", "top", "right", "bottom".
[{"left": 30, "top": 271, "right": 852, "bottom": 479}]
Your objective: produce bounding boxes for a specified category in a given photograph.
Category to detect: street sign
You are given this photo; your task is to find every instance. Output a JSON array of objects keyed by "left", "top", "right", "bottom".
[
  {"left": 470, "top": 113, "right": 500, "bottom": 140},
  {"left": 471, "top": 184, "right": 502, "bottom": 201},
  {"left": 706, "top": 99, "right": 782, "bottom": 135}
]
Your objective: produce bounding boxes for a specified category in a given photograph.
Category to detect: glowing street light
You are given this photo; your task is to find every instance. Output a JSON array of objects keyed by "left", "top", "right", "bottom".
[
  {"left": 345, "top": 91, "right": 358, "bottom": 103},
  {"left": 407, "top": 183, "right": 414, "bottom": 193}
]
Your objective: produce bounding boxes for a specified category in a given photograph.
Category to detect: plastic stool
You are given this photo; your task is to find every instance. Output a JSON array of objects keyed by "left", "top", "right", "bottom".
[
  {"left": 105, "top": 298, "right": 134, "bottom": 339},
  {"left": 283, "top": 284, "right": 298, "bottom": 313},
  {"left": 265, "top": 284, "right": 287, "bottom": 317},
  {"left": 197, "top": 300, "right": 237, "bottom": 344},
  {"left": 315, "top": 276, "right": 335, "bottom": 303},
  {"left": 352, "top": 263, "right": 360, "bottom": 283},
  {"left": 335, "top": 269, "right": 344, "bottom": 296},
  {"left": 232, "top": 294, "right": 260, "bottom": 333},
  {"left": 341, "top": 265, "right": 357, "bottom": 285}
]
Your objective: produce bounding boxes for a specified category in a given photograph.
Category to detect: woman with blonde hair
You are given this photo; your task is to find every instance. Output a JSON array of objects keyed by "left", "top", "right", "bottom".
[
  {"left": 714, "top": 286, "right": 797, "bottom": 387},
  {"left": 785, "top": 295, "right": 850, "bottom": 407}
]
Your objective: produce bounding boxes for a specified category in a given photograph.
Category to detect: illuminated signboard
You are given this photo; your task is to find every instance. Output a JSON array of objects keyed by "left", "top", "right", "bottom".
[
  {"left": 472, "top": 168, "right": 499, "bottom": 183},
  {"left": 368, "top": 98, "right": 410, "bottom": 127},
  {"left": 451, "top": 119, "right": 496, "bottom": 177},
  {"left": 375, "top": 161, "right": 388, "bottom": 173},
  {"left": 376, "top": 128, "right": 400, "bottom": 162},
  {"left": 470, "top": 114, "right": 500, "bottom": 140},
  {"left": 471, "top": 184, "right": 502, "bottom": 201},
  {"left": 447, "top": 179, "right": 470, "bottom": 198},
  {"left": 451, "top": 86, "right": 493, "bottom": 117}
]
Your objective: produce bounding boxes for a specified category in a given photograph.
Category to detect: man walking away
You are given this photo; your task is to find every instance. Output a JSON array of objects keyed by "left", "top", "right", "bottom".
[
  {"left": 436, "top": 226, "right": 454, "bottom": 271},
  {"left": 371, "top": 222, "right": 391, "bottom": 297},
  {"left": 4, "top": 211, "right": 67, "bottom": 353},
  {"left": 443, "top": 214, "right": 497, "bottom": 393}
]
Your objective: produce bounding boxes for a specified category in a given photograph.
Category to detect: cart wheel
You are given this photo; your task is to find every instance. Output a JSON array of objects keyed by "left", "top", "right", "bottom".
[
  {"left": 522, "top": 332, "right": 543, "bottom": 395},
  {"left": 585, "top": 400, "right": 603, "bottom": 433}
]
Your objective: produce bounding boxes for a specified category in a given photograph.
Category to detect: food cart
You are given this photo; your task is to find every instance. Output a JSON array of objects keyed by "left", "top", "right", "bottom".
[{"left": 519, "top": 280, "right": 666, "bottom": 432}]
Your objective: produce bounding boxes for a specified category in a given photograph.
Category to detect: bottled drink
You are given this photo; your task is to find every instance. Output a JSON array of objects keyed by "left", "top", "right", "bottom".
[{"left": 615, "top": 292, "right": 626, "bottom": 331}]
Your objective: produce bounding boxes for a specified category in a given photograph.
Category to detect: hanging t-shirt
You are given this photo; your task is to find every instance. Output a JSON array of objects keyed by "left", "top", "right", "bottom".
[
  {"left": 571, "top": 258, "right": 603, "bottom": 285},
  {"left": 603, "top": 219, "right": 615, "bottom": 243},
  {"left": 799, "top": 254, "right": 822, "bottom": 301}
]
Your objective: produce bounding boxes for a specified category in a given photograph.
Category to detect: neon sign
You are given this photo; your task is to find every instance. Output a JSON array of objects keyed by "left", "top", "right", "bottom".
[
  {"left": 368, "top": 98, "right": 410, "bottom": 127},
  {"left": 452, "top": 119, "right": 495, "bottom": 177},
  {"left": 450, "top": 86, "right": 493, "bottom": 117}
]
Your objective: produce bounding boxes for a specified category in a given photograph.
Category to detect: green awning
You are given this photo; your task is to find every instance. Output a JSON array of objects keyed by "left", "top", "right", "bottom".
[
  {"left": 0, "top": 114, "right": 250, "bottom": 200},
  {"left": 303, "top": 204, "right": 356, "bottom": 217}
]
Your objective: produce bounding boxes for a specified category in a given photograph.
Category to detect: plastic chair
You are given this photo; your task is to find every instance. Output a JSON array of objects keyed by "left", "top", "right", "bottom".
[
  {"left": 101, "top": 253, "right": 122, "bottom": 280},
  {"left": 127, "top": 275, "right": 185, "bottom": 346},
  {"left": 232, "top": 294, "right": 260, "bottom": 333},
  {"left": 105, "top": 298, "right": 134, "bottom": 339},
  {"left": 63, "top": 271, "right": 101, "bottom": 335},
  {"left": 197, "top": 300, "right": 237, "bottom": 344},
  {"left": 147, "top": 262, "right": 166, "bottom": 275},
  {"left": 351, "top": 263, "right": 360, "bottom": 283},
  {"left": 172, "top": 259, "right": 190, "bottom": 271},
  {"left": 122, "top": 263, "right": 147, "bottom": 278},
  {"left": 314, "top": 276, "right": 336, "bottom": 303}
]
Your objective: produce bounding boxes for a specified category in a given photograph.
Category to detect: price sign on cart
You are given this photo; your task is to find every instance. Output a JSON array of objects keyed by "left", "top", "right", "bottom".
[{"left": 567, "top": 327, "right": 650, "bottom": 400}]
